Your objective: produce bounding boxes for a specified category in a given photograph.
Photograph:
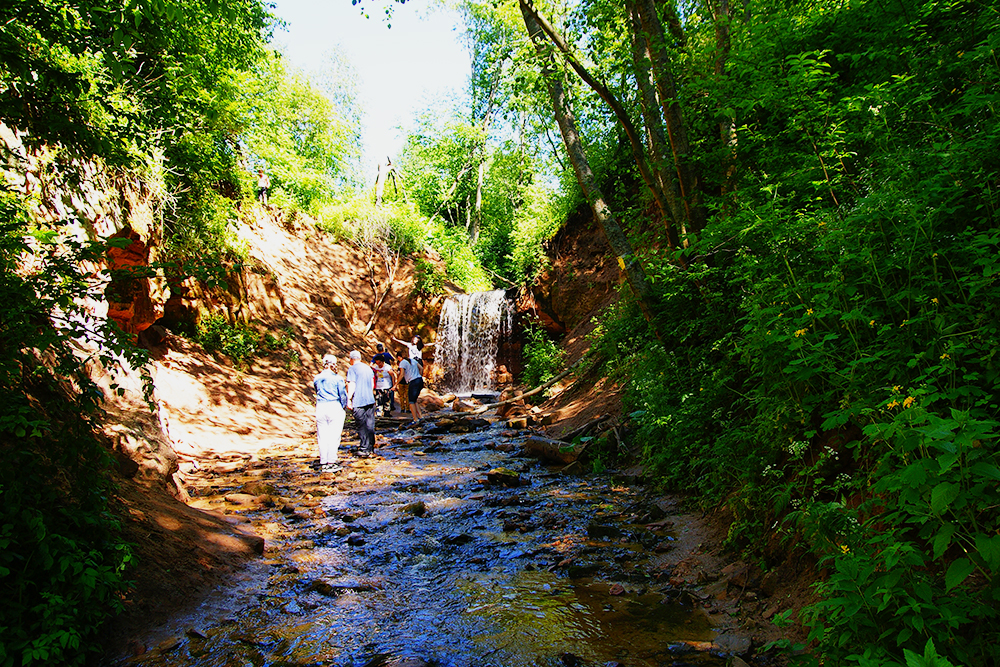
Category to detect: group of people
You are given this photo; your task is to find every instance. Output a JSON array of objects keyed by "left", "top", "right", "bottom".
[{"left": 310, "top": 335, "right": 432, "bottom": 473}]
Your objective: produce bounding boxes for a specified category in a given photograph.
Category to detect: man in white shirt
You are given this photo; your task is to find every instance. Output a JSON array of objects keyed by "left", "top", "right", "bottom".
[{"left": 345, "top": 350, "right": 377, "bottom": 457}]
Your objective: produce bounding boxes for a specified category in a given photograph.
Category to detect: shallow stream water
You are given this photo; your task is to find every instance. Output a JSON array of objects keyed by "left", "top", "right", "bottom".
[{"left": 114, "top": 421, "right": 732, "bottom": 667}]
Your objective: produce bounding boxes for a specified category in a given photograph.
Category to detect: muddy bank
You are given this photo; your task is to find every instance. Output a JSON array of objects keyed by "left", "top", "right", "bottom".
[{"left": 102, "top": 412, "right": 800, "bottom": 667}]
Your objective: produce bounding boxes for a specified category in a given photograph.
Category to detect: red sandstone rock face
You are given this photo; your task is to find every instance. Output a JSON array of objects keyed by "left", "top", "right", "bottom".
[
  {"left": 106, "top": 232, "right": 161, "bottom": 334},
  {"left": 527, "top": 205, "right": 621, "bottom": 335}
]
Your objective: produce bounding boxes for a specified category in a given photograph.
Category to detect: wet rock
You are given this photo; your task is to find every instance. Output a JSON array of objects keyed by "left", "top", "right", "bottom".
[
  {"left": 347, "top": 534, "right": 366, "bottom": 546},
  {"left": 444, "top": 533, "right": 474, "bottom": 545},
  {"left": 155, "top": 636, "right": 182, "bottom": 653},
  {"left": 701, "top": 579, "right": 729, "bottom": 600},
  {"left": 507, "top": 417, "right": 528, "bottom": 429},
  {"left": 223, "top": 493, "right": 263, "bottom": 508},
  {"left": 608, "top": 583, "right": 626, "bottom": 596},
  {"left": 387, "top": 658, "right": 429, "bottom": 667},
  {"left": 696, "top": 569, "right": 720, "bottom": 584},
  {"left": 307, "top": 578, "right": 376, "bottom": 596},
  {"left": 714, "top": 632, "right": 752, "bottom": 655},
  {"left": 722, "top": 562, "right": 751, "bottom": 588},
  {"left": 559, "top": 653, "right": 583, "bottom": 667},
  {"left": 184, "top": 628, "right": 207, "bottom": 639},
  {"left": 493, "top": 365, "right": 513, "bottom": 387},
  {"left": 338, "top": 509, "right": 367, "bottom": 523},
  {"left": 363, "top": 656, "right": 429, "bottom": 667},
  {"left": 560, "top": 461, "right": 585, "bottom": 475},
  {"left": 525, "top": 435, "right": 582, "bottom": 464},
  {"left": 401, "top": 501, "right": 427, "bottom": 517},
  {"left": 418, "top": 392, "right": 446, "bottom": 412},
  {"left": 486, "top": 468, "right": 525, "bottom": 487},
  {"left": 586, "top": 522, "right": 624, "bottom": 540},
  {"left": 566, "top": 563, "right": 601, "bottom": 578},
  {"left": 452, "top": 398, "right": 476, "bottom": 412},
  {"left": 241, "top": 480, "right": 278, "bottom": 496}
]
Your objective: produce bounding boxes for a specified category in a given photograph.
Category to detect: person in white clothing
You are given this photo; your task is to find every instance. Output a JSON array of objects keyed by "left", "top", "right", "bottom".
[
  {"left": 392, "top": 334, "right": 435, "bottom": 369},
  {"left": 312, "top": 354, "right": 348, "bottom": 472},
  {"left": 372, "top": 356, "right": 397, "bottom": 418}
]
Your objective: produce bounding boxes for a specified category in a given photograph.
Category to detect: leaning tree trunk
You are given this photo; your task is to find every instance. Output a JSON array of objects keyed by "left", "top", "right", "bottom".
[
  {"left": 518, "top": 0, "right": 683, "bottom": 254},
  {"left": 632, "top": 0, "right": 707, "bottom": 236},
  {"left": 520, "top": 4, "right": 666, "bottom": 346}
]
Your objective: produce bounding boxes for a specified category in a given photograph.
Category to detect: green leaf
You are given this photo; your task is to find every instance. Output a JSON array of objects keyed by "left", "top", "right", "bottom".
[
  {"left": 975, "top": 534, "right": 1000, "bottom": 572},
  {"left": 930, "top": 482, "right": 960, "bottom": 514},
  {"left": 970, "top": 462, "right": 1000, "bottom": 481},
  {"left": 944, "top": 558, "right": 975, "bottom": 591},
  {"left": 936, "top": 452, "right": 961, "bottom": 474},
  {"left": 900, "top": 462, "right": 927, "bottom": 488},
  {"left": 933, "top": 523, "right": 956, "bottom": 560}
]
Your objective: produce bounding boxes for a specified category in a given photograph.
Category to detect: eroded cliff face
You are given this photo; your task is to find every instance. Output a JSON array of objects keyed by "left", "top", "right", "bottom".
[{"left": 527, "top": 204, "right": 622, "bottom": 336}]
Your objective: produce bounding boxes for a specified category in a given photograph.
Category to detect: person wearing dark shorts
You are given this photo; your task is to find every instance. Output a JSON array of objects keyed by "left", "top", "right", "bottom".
[{"left": 399, "top": 347, "right": 423, "bottom": 422}]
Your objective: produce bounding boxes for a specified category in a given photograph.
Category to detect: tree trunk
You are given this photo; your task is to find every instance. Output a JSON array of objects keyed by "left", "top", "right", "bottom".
[
  {"left": 520, "top": 4, "right": 666, "bottom": 346},
  {"left": 633, "top": 0, "right": 707, "bottom": 236},
  {"left": 629, "top": 5, "right": 684, "bottom": 233},
  {"left": 518, "top": 0, "right": 681, "bottom": 252},
  {"left": 708, "top": 0, "right": 738, "bottom": 203},
  {"left": 472, "top": 157, "right": 485, "bottom": 245}
]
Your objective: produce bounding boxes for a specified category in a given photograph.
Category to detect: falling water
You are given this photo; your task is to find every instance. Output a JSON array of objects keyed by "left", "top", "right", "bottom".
[{"left": 436, "top": 290, "right": 513, "bottom": 394}]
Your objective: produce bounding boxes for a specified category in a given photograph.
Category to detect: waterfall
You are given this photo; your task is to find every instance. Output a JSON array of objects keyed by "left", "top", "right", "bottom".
[{"left": 435, "top": 290, "right": 513, "bottom": 394}]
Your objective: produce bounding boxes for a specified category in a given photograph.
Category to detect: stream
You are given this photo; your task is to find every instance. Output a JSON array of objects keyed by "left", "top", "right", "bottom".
[{"left": 113, "top": 416, "right": 742, "bottom": 667}]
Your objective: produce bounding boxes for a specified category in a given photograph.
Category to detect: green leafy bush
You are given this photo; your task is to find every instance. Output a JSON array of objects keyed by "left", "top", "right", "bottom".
[
  {"left": 584, "top": 1, "right": 1000, "bottom": 663},
  {"left": 522, "top": 321, "right": 566, "bottom": 391},
  {"left": 195, "top": 315, "right": 257, "bottom": 366},
  {"left": 411, "top": 258, "right": 446, "bottom": 297}
]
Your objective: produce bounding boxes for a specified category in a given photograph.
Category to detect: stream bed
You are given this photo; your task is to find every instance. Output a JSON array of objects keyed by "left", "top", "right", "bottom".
[{"left": 113, "top": 419, "right": 743, "bottom": 667}]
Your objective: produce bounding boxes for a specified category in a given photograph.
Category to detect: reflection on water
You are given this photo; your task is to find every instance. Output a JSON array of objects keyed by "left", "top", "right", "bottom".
[{"left": 113, "top": 427, "right": 729, "bottom": 667}]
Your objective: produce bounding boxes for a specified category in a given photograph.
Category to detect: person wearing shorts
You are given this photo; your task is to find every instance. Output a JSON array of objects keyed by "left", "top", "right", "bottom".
[{"left": 399, "top": 347, "right": 423, "bottom": 422}]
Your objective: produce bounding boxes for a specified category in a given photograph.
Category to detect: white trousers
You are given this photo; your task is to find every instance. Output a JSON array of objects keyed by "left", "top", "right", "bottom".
[{"left": 316, "top": 401, "right": 346, "bottom": 464}]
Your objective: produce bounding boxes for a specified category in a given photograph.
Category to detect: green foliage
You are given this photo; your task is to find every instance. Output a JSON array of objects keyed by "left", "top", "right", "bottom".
[
  {"left": 0, "top": 192, "right": 142, "bottom": 666},
  {"left": 429, "top": 220, "right": 494, "bottom": 292},
  {"left": 195, "top": 315, "right": 293, "bottom": 368},
  {"left": 411, "top": 258, "right": 446, "bottom": 298},
  {"left": 522, "top": 320, "right": 566, "bottom": 391},
  {"left": 233, "top": 51, "right": 363, "bottom": 211},
  {"left": 317, "top": 200, "right": 428, "bottom": 254},
  {"left": 0, "top": 2, "right": 279, "bottom": 661},
  {"left": 582, "top": 0, "right": 1000, "bottom": 663}
]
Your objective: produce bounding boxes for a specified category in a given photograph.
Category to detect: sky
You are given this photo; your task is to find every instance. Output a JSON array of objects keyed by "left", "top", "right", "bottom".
[{"left": 269, "top": 0, "right": 472, "bottom": 184}]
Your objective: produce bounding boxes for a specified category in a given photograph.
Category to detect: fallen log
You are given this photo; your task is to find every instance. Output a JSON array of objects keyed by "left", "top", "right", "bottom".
[{"left": 559, "top": 414, "right": 612, "bottom": 442}]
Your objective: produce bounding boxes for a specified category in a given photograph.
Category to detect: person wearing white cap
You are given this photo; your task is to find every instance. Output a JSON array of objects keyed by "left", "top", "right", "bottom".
[
  {"left": 312, "top": 354, "right": 348, "bottom": 472},
  {"left": 345, "top": 350, "right": 377, "bottom": 457}
]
